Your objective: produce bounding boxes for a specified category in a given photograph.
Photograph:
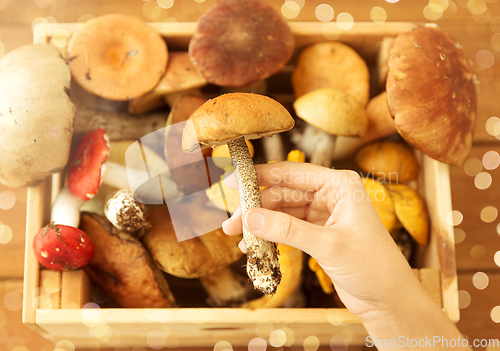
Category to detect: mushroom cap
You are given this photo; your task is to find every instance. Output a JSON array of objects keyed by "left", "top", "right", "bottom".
[
  {"left": 361, "top": 177, "right": 396, "bottom": 232},
  {"left": 0, "top": 44, "right": 75, "bottom": 188},
  {"left": 67, "top": 14, "right": 168, "bottom": 101},
  {"left": 68, "top": 129, "right": 109, "bottom": 201},
  {"left": 142, "top": 204, "right": 243, "bottom": 278},
  {"left": 386, "top": 25, "right": 477, "bottom": 166},
  {"left": 293, "top": 88, "right": 368, "bottom": 137},
  {"left": 188, "top": 0, "right": 294, "bottom": 87},
  {"left": 292, "top": 41, "right": 370, "bottom": 105},
  {"left": 182, "top": 93, "right": 295, "bottom": 152},
  {"left": 385, "top": 183, "right": 429, "bottom": 246}
]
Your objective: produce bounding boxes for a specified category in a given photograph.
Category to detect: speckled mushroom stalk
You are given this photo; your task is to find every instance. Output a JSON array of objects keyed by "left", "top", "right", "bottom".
[
  {"left": 105, "top": 189, "right": 148, "bottom": 236},
  {"left": 227, "top": 136, "right": 281, "bottom": 295}
]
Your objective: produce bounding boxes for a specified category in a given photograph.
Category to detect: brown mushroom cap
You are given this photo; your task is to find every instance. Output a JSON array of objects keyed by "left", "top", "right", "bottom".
[
  {"left": 292, "top": 41, "right": 370, "bottom": 105},
  {"left": 293, "top": 88, "right": 368, "bottom": 137},
  {"left": 142, "top": 204, "right": 243, "bottom": 278},
  {"left": 386, "top": 25, "right": 477, "bottom": 166},
  {"left": 182, "top": 93, "right": 295, "bottom": 152},
  {"left": 67, "top": 14, "right": 168, "bottom": 101},
  {"left": 189, "top": 0, "right": 294, "bottom": 87}
]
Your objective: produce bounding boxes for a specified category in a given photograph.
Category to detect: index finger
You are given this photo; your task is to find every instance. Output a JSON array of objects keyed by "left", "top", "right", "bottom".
[{"left": 225, "top": 161, "right": 335, "bottom": 192}]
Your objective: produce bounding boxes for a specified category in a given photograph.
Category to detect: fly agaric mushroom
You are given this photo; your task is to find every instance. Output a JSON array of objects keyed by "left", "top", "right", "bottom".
[
  {"left": 67, "top": 14, "right": 168, "bottom": 101},
  {"left": 386, "top": 25, "right": 477, "bottom": 165},
  {"left": 356, "top": 140, "right": 419, "bottom": 182},
  {"left": 129, "top": 52, "right": 208, "bottom": 114},
  {"left": 182, "top": 93, "right": 295, "bottom": 295},
  {"left": 292, "top": 41, "right": 370, "bottom": 105},
  {"left": 292, "top": 88, "right": 368, "bottom": 168},
  {"left": 189, "top": 0, "right": 294, "bottom": 87},
  {"left": 0, "top": 44, "right": 75, "bottom": 188},
  {"left": 69, "top": 129, "right": 182, "bottom": 203},
  {"left": 332, "top": 91, "right": 398, "bottom": 161}
]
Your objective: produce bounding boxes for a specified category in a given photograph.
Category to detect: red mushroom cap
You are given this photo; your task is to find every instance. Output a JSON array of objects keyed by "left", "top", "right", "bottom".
[
  {"left": 68, "top": 129, "right": 109, "bottom": 200},
  {"left": 33, "top": 223, "right": 95, "bottom": 271},
  {"left": 189, "top": 0, "right": 294, "bottom": 87}
]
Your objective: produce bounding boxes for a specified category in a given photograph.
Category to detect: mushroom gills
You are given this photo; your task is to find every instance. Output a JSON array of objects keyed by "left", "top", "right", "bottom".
[{"left": 227, "top": 136, "right": 282, "bottom": 295}]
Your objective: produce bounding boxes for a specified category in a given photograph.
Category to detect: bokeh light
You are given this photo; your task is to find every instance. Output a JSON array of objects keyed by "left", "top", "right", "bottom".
[
  {"left": 497, "top": 222, "right": 500, "bottom": 235},
  {"left": 423, "top": 5, "right": 444, "bottom": 20},
  {"left": 3, "top": 291, "right": 23, "bottom": 311},
  {"left": 447, "top": 210, "right": 463, "bottom": 226},
  {"left": 269, "top": 330, "right": 287, "bottom": 347},
  {"left": 303, "top": 335, "right": 320, "bottom": 351},
  {"left": 54, "top": 340, "right": 75, "bottom": 351},
  {"left": 322, "top": 22, "right": 341, "bottom": 40},
  {"left": 454, "top": 228, "right": 466, "bottom": 243},
  {"left": 52, "top": 28, "right": 70, "bottom": 49},
  {"left": 491, "top": 306, "right": 500, "bottom": 323},
  {"left": 494, "top": 250, "right": 500, "bottom": 267},
  {"left": 482, "top": 151, "right": 500, "bottom": 170},
  {"left": 475, "top": 172, "right": 492, "bottom": 189},
  {"left": 480, "top": 206, "right": 498, "bottom": 223},
  {"left": 472, "top": 271, "right": 489, "bottom": 289},
  {"left": 457, "top": 290, "right": 471, "bottom": 308},
  {"left": 472, "top": 8, "right": 491, "bottom": 23},
  {"left": 385, "top": 0, "right": 399, "bottom": 3},
  {"left": 315, "top": 4, "right": 334, "bottom": 22},
  {"left": 468, "top": 0, "right": 488, "bottom": 14},
  {"left": 214, "top": 340, "right": 233, "bottom": 351},
  {"left": 330, "top": 335, "right": 349, "bottom": 351},
  {"left": 0, "top": 223, "right": 13, "bottom": 245},
  {"left": 490, "top": 16, "right": 500, "bottom": 32},
  {"left": 181, "top": 0, "right": 198, "bottom": 15},
  {"left": 485, "top": 117, "right": 500, "bottom": 136},
  {"left": 248, "top": 337, "right": 267, "bottom": 351},
  {"left": 147, "top": 330, "right": 166, "bottom": 350},
  {"left": 281, "top": 1, "right": 300, "bottom": 20},
  {"left": 0, "top": 190, "right": 15, "bottom": 210},
  {"left": 476, "top": 49, "right": 495, "bottom": 68},
  {"left": 281, "top": 327, "right": 295, "bottom": 347},
  {"left": 34, "top": 0, "right": 53, "bottom": 8},
  {"left": 254, "top": 322, "right": 273, "bottom": 338},
  {"left": 336, "top": 12, "right": 354, "bottom": 30},
  {"left": 287, "top": 0, "right": 305, "bottom": 9},
  {"left": 157, "top": 0, "right": 174, "bottom": 9},
  {"left": 470, "top": 244, "right": 487, "bottom": 259},
  {"left": 370, "top": 7, "right": 387, "bottom": 24},
  {"left": 464, "top": 157, "right": 483, "bottom": 176},
  {"left": 492, "top": 33, "right": 500, "bottom": 51}
]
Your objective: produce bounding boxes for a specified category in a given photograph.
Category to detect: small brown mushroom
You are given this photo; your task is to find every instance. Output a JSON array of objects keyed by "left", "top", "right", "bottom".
[
  {"left": 67, "top": 14, "right": 168, "bottom": 101},
  {"left": 292, "top": 41, "right": 370, "bottom": 105},
  {"left": 182, "top": 93, "right": 295, "bottom": 295},
  {"left": 386, "top": 25, "right": 477, "bottom": 165},
  {"left": 356, "top": 140, "right": 418, "bottom": 182},
  {"left": 129, "top": 52, "right": 208, "bottom": 114},
  {"left": 292, "top": 88, "right": 368, "bottom": 168},
  {"left": 189, "top": 0, "right": 294, "bottom": 87}
]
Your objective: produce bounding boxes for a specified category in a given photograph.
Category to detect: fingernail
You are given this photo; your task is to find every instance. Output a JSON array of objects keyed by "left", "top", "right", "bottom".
[
  {"left": 244, "top": 209, "right": 265, "bottom": 231},
  {"left": 222, "top": 218, "right": 231, "bottom": 233}
]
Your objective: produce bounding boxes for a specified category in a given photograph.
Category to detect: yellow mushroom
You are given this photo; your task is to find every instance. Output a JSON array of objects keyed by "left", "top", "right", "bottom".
[
  {"left": 361, "top": 177, "right": 396, "bottom": 232},
  {"left": 385, "top": 183, "right": 429, "bottom": 246},
  {"left": 356, "top": 140, "right": 418, "bottom": 182},
  {"left": 206, "top": 171, "right": 241, "bottom": 215},
  {"left": 212, "top": 140, "right": 255, "bottom": 171},
  {"left": 308, "top": 257, "right": 333, "bottom": 294}
]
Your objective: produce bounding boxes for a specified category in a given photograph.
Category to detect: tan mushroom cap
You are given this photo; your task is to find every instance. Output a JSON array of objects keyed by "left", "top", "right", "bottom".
[
  {"left": 386, "top": 25, "right": 477, "bottom": 166},
  {"left": 293, "top": 88, "right": 368, "bottom": 137},
  {"left": 67, "top": 14, "right": 168, "bottom": 101},
  {"left": 292, "top": 41, "right": 370, "bottom": 105},
  {"left": 143, "top": 204, "right": 243, "bottom": 278},
  {"left": 182, "top": 93, "right": 295, "bottom": 152}
]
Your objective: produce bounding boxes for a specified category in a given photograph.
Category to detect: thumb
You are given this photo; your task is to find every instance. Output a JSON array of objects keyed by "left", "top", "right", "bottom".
[{"left": 243, "top": 208, "right": 332, "bottom": 259}]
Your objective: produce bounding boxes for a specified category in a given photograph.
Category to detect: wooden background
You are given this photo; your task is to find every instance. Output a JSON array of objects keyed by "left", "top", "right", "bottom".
[{"left": 0, "top": 0, "right": 499, "bottom": 350}]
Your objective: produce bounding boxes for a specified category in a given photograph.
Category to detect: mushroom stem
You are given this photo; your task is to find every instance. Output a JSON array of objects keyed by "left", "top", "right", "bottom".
[
  {"left": 262, "top": 134, "right": 286, "bottom": 163},
  {"left": 227, "top": 136, "right": 281, "bottom": 295},
  {"left": 308, "top": 127, "right": 337, "bottom": 168},
  {"left": 51, "top": 187, "right": 85, "bottom": 227}
]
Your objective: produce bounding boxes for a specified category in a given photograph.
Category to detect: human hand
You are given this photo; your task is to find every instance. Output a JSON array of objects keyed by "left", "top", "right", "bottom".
[{"left": 222, "top": 161, "right": 424, "bottom": 321}]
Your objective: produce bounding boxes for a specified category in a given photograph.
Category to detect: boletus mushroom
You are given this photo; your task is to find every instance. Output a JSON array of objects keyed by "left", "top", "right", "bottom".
[
  {"left": 67, "top": 14, "right": 168, "bottom": 101},
  {"left": 189, "top": 0, "right": 294, "bottom": 87},
  {"left": 386, "top": 25, "right": 477, "bottom": 165},
  {"left": 182, "top": 93, "right": 295, "bottom": 295},
  {"left": 0, "top": 44, "right": 75, "bottom": 188}
]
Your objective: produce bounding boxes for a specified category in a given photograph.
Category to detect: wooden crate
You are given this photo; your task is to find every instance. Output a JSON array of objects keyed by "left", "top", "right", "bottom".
[{"left": 23, "top": 21, "right": 459, "bottom": 349}]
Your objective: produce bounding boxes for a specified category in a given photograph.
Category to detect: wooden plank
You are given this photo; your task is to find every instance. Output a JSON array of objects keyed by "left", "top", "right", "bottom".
[
  {"left": 450, "top": 144, "right": 500, "bottom": 271},
  {"left": 60, "top": 270, "right": 91, "bottom": 309},
  {"left": 39, "top": 270, "right": 61, "bottom": 310},
  {"left": 419, "top": 268, "right": 442, "bottom": 308}
]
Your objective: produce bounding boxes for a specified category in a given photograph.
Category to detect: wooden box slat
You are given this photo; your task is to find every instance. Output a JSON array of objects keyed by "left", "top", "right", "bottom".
[{"left": 23, "top": 21, "right": 458, "bottom": 348}]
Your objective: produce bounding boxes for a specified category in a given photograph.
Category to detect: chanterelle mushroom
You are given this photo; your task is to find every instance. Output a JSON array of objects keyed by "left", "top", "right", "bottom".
[{"left": 182, "top": 93, "right": 295, "bottom": 295}]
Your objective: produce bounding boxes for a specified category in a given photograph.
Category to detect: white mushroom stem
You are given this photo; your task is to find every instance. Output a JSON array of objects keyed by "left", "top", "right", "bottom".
[
  {"left": 227, "top": 136, "right": 281, "bottom": 295},
  {"left": 102, "top": 161, "right": 182, "bottom": 201},
  {"left": 51, "top": 187, "right": 85, "bottom": 227},
  {"left": 262, "top": 134, "right": 286, "bottom": 162},
  {"left": 291, "top": 124, "right": 336, "bottom": 168},
  {"left": 199, "top": 267, "right": 251, "bottom": 307}
]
